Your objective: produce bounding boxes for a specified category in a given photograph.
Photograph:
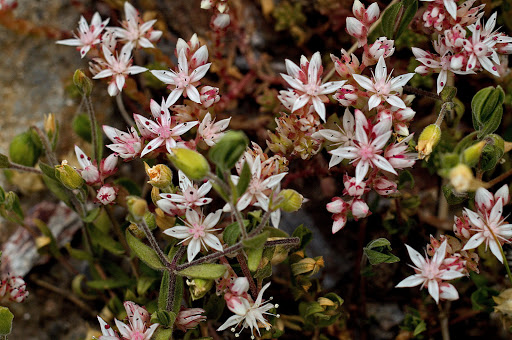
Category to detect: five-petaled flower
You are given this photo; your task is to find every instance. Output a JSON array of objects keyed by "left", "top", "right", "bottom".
[{"left": 57, "top": 12, "right": 109, "bottom": 58}]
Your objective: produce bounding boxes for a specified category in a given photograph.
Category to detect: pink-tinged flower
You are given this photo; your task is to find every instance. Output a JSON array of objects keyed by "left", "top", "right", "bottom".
[
  {"left": 352, "top": 56, "right": 415, "bottom": 110},
  {"left": 0, "top": 275, "right": 28, "bottom": 303},
  {"left": 311, "top": 108, "right": 356, "bottom": 168},
  {"left": 198, "top": 86, "right": 220, "bottom": 107},
  {"left": 103, "top": 125, "right": 143, "bottom": 159},
  {"left": 464, "top": 13, "right": 505, "bottom": 77},
  {"left": 157, "top": 170, "right": 212, "bottom": 211},
  {"left": 96, "top": 185, "right": 118, "bottom": 205},
  {"left": 384, "top": 134, "right": 417, "bottom": 170},
  {"left": 351, "top": 199, "right": 370, "bottom": 220},
  {"left": 363, "top": 37, "right": 395, "bottom": 65},
  {"left": 343, "top": 174, "right": 368, "bottom": 197},
  {"left": 175, "top": 34, "right": 200, "bottom": 60},
  {"left": 333, "top": 84, "right": 359, "bottom": 107},
  {"left": 100, "top": 153, "right": 119, "bottom": 177},
  {"left": 421, "top": 0, "right": 457, "bottom": 20},
  {"left": 231, "top": 155, "right": 287, "bottom": 212},
  {"left": 0, "top": 0, "right": 17, "bottom": 11},
  {"left": 396, "top": 241, "right": 465, "bottom": 303},
  {"left": 326, "top": 197, "right": 349, "bottom": 233},
  {"left": 151, "top": 46, "right": 211, "bottom": 106},
  {"left": 96, "top": 316, "right": 120, "bottom": 340},
  {"left": 281, "top": 52, "right": 346, "bottom": 121},
  {"left": 372, "top": 176, "right": 397, "bottom": 196},
  {"left": 330, "top": 49, "right": 360, "bottom": 78},
  {"left": 217, "top": 281, "right": 278, "bottom": 338},
  {"left": 175, "top": 307, "right": 207, "bottom": 331},
  {"left": 115, "top": 308, "right": 158, "bottom": 340},
  {"left": 462, "top": 186, "right": 512, "bottom": 263},
  {"left": 197, "top": 112, "right": 231, "bottom": 146},
  {"left": 453, "top": 212, "right": 473, "bottom": 240},
  {"left": 352, "top": 0, "right": 380, "bottom": 26},
  {"left": 75, "top": 145, "right": 100, "bottom": 185},
  {"left": 93, "top": 44, "right": 148, "bottom": 96},
  {"left": 331, "top": 110, "right": 396, "bottom": 184},
  {"left": 346, "top": 17, "right": 367, "bottom": 47},
  {"left": 134, "top": 100, "right": 198, "bottom": 157},
  {"left": 164, "top": 209, "right": 223, "bottom": 262},
  {"left": 112, "top": 1, "right": 162, "bottom": 49},
  {"left": 124, "top": 301, "right": 151, "bottom": 325},
  {"left": 57, "top": 12, "right": 109, "bottom": 58}
]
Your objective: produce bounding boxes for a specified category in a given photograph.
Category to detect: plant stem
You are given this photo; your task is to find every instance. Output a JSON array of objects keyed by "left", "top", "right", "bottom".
[
  {"left": 249, "top": 209, "right": 273, "bottom": 238},
  {"left": 116, "top": 94, "right": 135, "bottom": 126},
  {"left": 167, "top": 246, "right": 185, "bottom": 312},
  {"left": 84, "top": 96, "right": 100, "bottom": 164},
  {"left": 32, "top": 126, "right": 58, "bottom": 165},
  {"left": 485, "top": 169, "right": 512, "bottom": 188},
  {"left": 7, "top": 161, "right": 42, "bottom": 174},
  {"left": 323, "top": 0, "right": 400, "bottom": 81},
  {"left": 206, "top": 173, "right": 248, "bottom": 239},
  {"left": 438, "top": 302, "right": 451, "bottom": 340},
  {"left": 139, "top": 219, "right": 171, "bottom": 267},
  {"left": 237, "top": 252, "right": 258, "bottom": 296},
  {"left": 403, "top": 85, "right": 442, "bottom": 101}
]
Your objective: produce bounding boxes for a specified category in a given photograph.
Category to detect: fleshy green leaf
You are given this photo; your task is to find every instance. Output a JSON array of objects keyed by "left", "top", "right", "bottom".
[
  {"left": 177, "top": 264, "right": 227, "bottom": 279},
  {"left": 86, "top": 278, "right": 134, "bottom": 290},
  {"left": 158, "top": 270, "right": 169, "bottom": 310},
  {"left": 381, "top": 2, "right": 402, "bottom": 38},
  {"left": 126, "top": 229, "right": 166, "bottom": 270},
  {"left": 242, "top": 231, "right": 269, "bottom": 249},
  {"left": 247, "top": 247, "right": 264, "bottom": 272},
  {"left": 89, "top": 224, "right": 125, "bottom": 256},
  {"left": 0, "top": 306, "right": 14, "bottom": 335},
  {"left": 236, "top": 161, "right": 251, "bottom": 197}
]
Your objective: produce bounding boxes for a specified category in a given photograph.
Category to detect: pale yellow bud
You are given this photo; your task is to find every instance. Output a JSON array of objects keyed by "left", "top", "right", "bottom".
[
  {"left": 44, "top": 114, "right": 56, "bottom": 136},
  {"left": 449, "top": 164, "right": 482, "bottom": 192},
  {"left": 417, "top": 124, "right": 441, "bottom": 159},
  {"left": 144, "top": 162, "right": 173, "bottom": 189},
  {"left": 276, "top": 189, "right": 304, "bottom": 212}
]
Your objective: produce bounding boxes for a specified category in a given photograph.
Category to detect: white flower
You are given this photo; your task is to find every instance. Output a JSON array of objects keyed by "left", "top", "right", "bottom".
[
  {"left": 396, "top": 241, "right": 465, "bottom": 303},
  {"left": 164, "top": 209, "right": 223, "bottom": 262},
  {"left": 96, "top": 316, "right": 120, "bottom": 340},
  {"left": 462, "top": 186, "right": 512, "bottom": 263},
  {"left": 111, "top": 1, "right": 162, "bottom": 49},
  {"left": 96, "top": 185, "right": 117, "bottom": 205},
  {"left": 420, "top": 0, "right": 457, "bottom": 20},
  {"left": 157, "top": 170, "right": 212, "bottom": 210},
  {"left": 103, "top": 125, "right": 142, "bottom": 159},
  {"left": 330, "top": 110, "right": 396, "bottom": 184},
  {"left": 311, "top": 108, "right": 356, "bottom": 168},
  {"left": 151, "top": 47, "right": 211, "bottom": 106},
  {"left": 217, "top": 282, "right": 278, "bottom": 338},
  {"left": 281, "top": 52, "right": 346, "bottom": 121},
  {"left": 352, "top": 56, "right": 415, "bottom": 110},
  {"left": 465, "top": 13, "right": 502, "bottom": 77},
  {"left": 74, "top": 145, "right": 100, "bottom": 184},
  {"left": 198, "top": 112, "right": 231, "bottom": 146},
  {"left": 57, "top": 12, "right": 109, "bottom": 58},
  {"left": 92, "top": 44, "right": 148, "bottom": 96}
]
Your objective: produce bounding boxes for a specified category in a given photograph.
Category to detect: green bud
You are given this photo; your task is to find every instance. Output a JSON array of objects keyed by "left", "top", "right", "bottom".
[
  {"left": 417, "top": 124, "right": 441, "bottom": 159},
  {"left": 144, "top": 162, "right": 173, "bottom": 188},
  {"left": 0, "top": 153, "right": 9, "bottom": 168},
  {"left": 480, "top": 134, "right": 505, "bottom": 171},
  {"left": 208, "top": 131, "right": 249, "bottom": 170},
  {"left": 143, "top": 211, "right": 157, "bottom": 230},
  {"left": 462, "top": 141, "right": 486, "bottom": 167},
  {"left": 155, "top": 310, "right": 172, "bottom": 326},
  {"left": 471, "top": 85, "right": 504, "bottom": 138},
  {"left": 55, "top": 162, "right": 84, "bottom": 189},
  {"left": 73, "top": 69, "right": 93, "bottom": 96},
  {"left": 187, "top": 278, "right": 214, "bottom": 301},
  {"left": 126, "top": 196, "right": 148, "bottom": 221},
  {"left": 168, "top": 148, "right": 210, "bottom": 181},
  {"left": 9, "top": 131, "right": 42, "bottom": 167},
  {"left": 275, "top": 189, "right": 303, "bottom": 212},
  {"left": 0, "top": 306, "right": 14, "bottom": 335}
]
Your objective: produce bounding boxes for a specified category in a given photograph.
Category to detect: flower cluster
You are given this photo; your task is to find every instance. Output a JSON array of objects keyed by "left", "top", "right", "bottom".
[
  {"left": 0, "top": 274, "right": 28, "bottom": 303},
  {"left": 414, "top": 9, "right": 512, "bottom": 93}
]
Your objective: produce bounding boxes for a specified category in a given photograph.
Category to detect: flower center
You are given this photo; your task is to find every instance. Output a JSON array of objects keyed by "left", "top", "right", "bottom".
[
  {"left": 189, "top": 223, "right": 206, "bottom": 239},
  {"left": 176, "top": 73, "right": 192, "bottom": 89},
  {"left": 359, "top": 145, "right": 375, "bottom": 161}
]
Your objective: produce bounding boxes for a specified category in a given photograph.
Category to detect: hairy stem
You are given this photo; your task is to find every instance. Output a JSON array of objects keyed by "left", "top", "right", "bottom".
[
  {"left": 7, "top": 161, "right": 43, "bottom": 174},
  {"left": 403, "top": 85, "right": 442, "bottom": 101},
  {"left": 32, "top": 126, "right": 58, "bottom": 165},
  {"left": 167, "top": 246, "right": 186, "bottom": 312},
  {"left": 138, "top": 220, "right": 171, "bottom": 267},
  {"left": 485, "top": 169, "right": 512, "bottom": 189},
  {"left": 237, "top": 252, "right": 258, "bottom": 296},
  {"left": 84, "top": 96, "right": 100, "bottom": 164}
]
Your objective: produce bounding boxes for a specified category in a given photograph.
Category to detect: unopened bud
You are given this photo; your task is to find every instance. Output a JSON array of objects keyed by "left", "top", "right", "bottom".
[
  {"left": 155, "top": 208, "right": 176, "bottom": 230},
  {"left": 208, "top": 131, "right": 249, "bottom": 171},
  {"left": 151, "top": 187, "right": 161, "bottom": 205},
  {"left": 187, "top": 278, "right": 214, "bottom": 300},
  {"left": 73, "top": 69, "right": 93, "bottom": 96},
  {"left": 462, "top": 141, "right": 486, "bottom": 167},
  {"left": 44, "top": 114, "right": 57, "bottom": 137},
  {"left": 144, "top": 162, "right": 173, "bottom": 189},
  {"left": 291, "top": 256, "right": 324, "bottom": 277},
  {"left": 449, "top": 164, "right": 475, "bottom": 193},
  {"left": 55, "top": 161, "right": 84, "bottom": 189},
  {"left": 417, "top": 124, "right": 441, "bottom": 159},
  {"left": 168, "top": 148, "right": 210, "bottom": 180},
  {"left": 128, "top": 223, "right": 145, "bottom": 239},
  {"left": 276, "top": 189, "right": 303, "bottom": 212},
  {"left": 126, "top": 196, "right": 148, "bottom": 220},
  {"left": 9, "top": 131, "right": 42, "bottom": 167}
]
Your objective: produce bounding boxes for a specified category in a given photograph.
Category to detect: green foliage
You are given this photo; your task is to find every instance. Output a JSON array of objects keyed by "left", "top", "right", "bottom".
[
  {"left": 381, "top": 0, "right": 418, "bottom": 40},
  {"left": 0, "top": 306, "right": 14, "bottom": 335},
  {"left": 363, "top": 238, "right": 400, "bottom": 265},
  {"left": 9, "top": 130, "right": 42, "bottom": 167},
  {"left": 208, "top": 131, "right": 249, "bottom": 171},
  {"left": 126, "top": 229, "right": 166, "bottom": 270},
  {"left": 400, "top": 308, "right": 427, "bottom": 338},
  {"left": 177, "top": 264, "right": 227, "bottom": 280},
  {"left": 472, "top": 86, "right": 505, "bottom": 138}
]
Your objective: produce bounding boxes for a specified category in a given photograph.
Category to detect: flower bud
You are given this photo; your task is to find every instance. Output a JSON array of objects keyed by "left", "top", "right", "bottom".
[
  {"left": 128, "top": 223, "right": 145, "bottom": 239},
  {"left": 462, "top": 141, "right": 486, "bottom": 167},
  {"left": 449, "top": 163, "right": 474, "bottom": 193},
  {"left": 175, "top": 308, "right": 206, "bottom": 332},
  {"left": 417, "top": 124, "right": 441, "bottom": 159},
  {"left": 212, "top": 13, "right": 230, "bottom": 29},
  {"left": 187, "top": 278, "right": 214, "bottom": 301},
  {"left": 96, "top": 185, "right": 117, "bottom": 205},
  {"left": 291, "top": 256, "right": 324, "bottom": 277},
  {"left": 126, "top": 196, "right": 148, "bottom": 220},
  {"left": 144, "top": 162, "right": 173, "bottom": 189},
  {"left": 44, "top": 114, "right": 57, "bottom": 137},
  {"left": 55, "top": 161, "right": 84, "bottom": 189},
  {"left": 155, "top": 207, "right": 176, "bottom": 230},
  {"left": 276, "top": 189, "right": 303, "bottom": 212},
  {"left": 9, "top": 131, "right": 42, "bottom": 167},
  {"left": 493, "top": 288, "right": 512, "bottom": 317},
  {"left": 208, "top": 131, "right": 249, "bottom": 171},
  {"left": 168, "top": 148, "right": 210, "bottom": 181},
  {"left": 351, "top": 199, "right": 370, "bottom": 219},
  {"left": 73, "top": 69, "right": 93, "bottom": 96}
]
